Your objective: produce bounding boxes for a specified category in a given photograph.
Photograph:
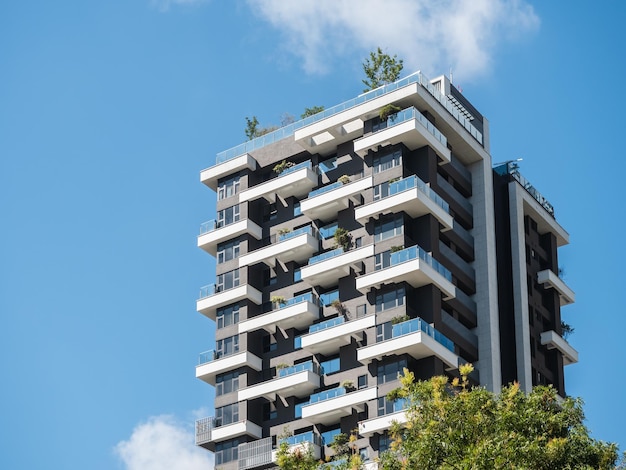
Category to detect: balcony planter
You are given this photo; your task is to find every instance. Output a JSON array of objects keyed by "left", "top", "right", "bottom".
[
  {"left": 338, "top": 175, "right": 351, "bottom": 185},
  {"left": 333, "top": 227, "right": 352, "bottom": 251},
  {"left": 273, "top": 160, "right": 295, "bottom": 174},
  {"left": 271, "top": 296, "right": 287, "bottom": 309},
  {"left": 340, "top": 380, "right": 355, "bottom": 391}
]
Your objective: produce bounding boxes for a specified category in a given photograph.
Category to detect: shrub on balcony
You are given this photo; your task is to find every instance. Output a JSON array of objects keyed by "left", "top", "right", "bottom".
[
  {"left": 333, "top": 227, "right": 352, "bottom": 251},
  {"left": 391, "top": 314, "right": 410, "bottom": 325},
  {"left": 338, "top": 174, "right": 351, "bottom": 185},
  {"left": 340, "top": 380, "right": 355, "bottom": 391},
  {"left": 379, "top": 103, "right": 402, "bottom": 121},
  {"left": 331, "top": 299, "right": 347, "bottom": 316},
  {"left": 390, "top": 245, "right": 404, "bottom": 253},
  {"left": 271, "top": 296, "right": 287, "bottom": 308},
  {"left": 277, "top": 227, "right": 291, "bottom": 236},
  {"left": 273, "top": 160, "right": 295, "bottom": 174}
]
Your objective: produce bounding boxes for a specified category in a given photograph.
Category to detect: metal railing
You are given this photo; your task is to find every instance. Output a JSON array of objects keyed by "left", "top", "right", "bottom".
[
  {"left": 195, "top": 417, "right": 215, "bottom": 445},
  {"left": 384, "top": 317, "right": 455, "bottom": 352},
  {"left": 209, "top": 71, "right": 482, "bottom": 168},
  {"left": 238, "top": 437, "right": 273, "bottom": 470}
]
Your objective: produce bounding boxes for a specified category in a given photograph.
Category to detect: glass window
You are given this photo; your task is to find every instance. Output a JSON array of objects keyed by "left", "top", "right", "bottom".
[
  {"left": 215, "top": 439, "right": 239, "bottom": 465},
  {"left": 293, "top": 201, "right": 301, "bottom": 217},
  {"left": 373, "top": 150, "right": 401, "bottom": 174},
  {"left": 216, "top": 304, "right": 240, "bottom": 329},
  {"left": 215, "top": 403, "right": 239, "bottom": 427},
  {"left": 216, "top": 335, "right": 239, "bottom": 358},
  {"left": 319, "top": 157, "right": 337, "bottom": 173},
  {"left": 217, "top": 174, "right": 240, "bottom": 200},
  {"left": 216, "top": 371, "right": 239, "bottom": 396},
  {"left": 320, "top": 357, "right": 340, "bottom": 374},
  {"left": 217, "top": 204, "right": 240, "bottom": 227},
  {"left": 319, "top": 221, "right": 338, "bottom": 239},
  {"left": 377, "top": 358, "right": 407, "bottom": 384},
  {"left": 216, "top": 269, "right": 240, "bottom": 292},
  {"left": 294, "top": 268, "right": 302, "bottom": 283},
  {"left": 321, "top": 427, "right": 341, "bottom": 446},
  {"left": 379, "top": 433, "right": 391, "bottom": 453},
  {"left": 358, "top": 375, "right": 368, "bottom": 389},
  {"left": 374, "top": 215, "right": 403, "bottom": 241},
  {"left": 320, "top": 288, "right": 339, "bottom": 306},
  {"left": 217, "top": 240, "right": 240, "bottom": 264},
  {"left": 374, "top": 251, "right": 392, "bottom": 271},
  {"left": 377, "top": 396, "right": 408, "bottom": 416},
  {"left": 373, "top": 182, "right": 389, "bottom": 200},
  {"left": 375, "top": 286, "right": 405, "bottom": 313}
]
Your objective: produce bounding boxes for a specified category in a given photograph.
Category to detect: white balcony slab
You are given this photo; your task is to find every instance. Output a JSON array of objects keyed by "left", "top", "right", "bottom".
[
  {"left": 301, "top": 244, "right": 374, "bottom": 288},
  {"left": 238, "top": 300, "right": 319, "bottom": 334},
  {"left": 211, "top": 420, "right": 263, "bottom": 442},
  {"left": 540, "top": 330, "right": 579, "bottom": 365},
  {"left": 238, "top": 231, "right": 318, "bottom": 268},
  {"left": 201, "top": 153, "right": 257, "bottom": 191},
  {"left": 300, "top": 314, "right": 376, "bottom": 355},
  {"left": 358, "top": 410, "right": 407, "bottom": 437},
  {"left": 537, "top": 269, "right": 575, "bottom": 306},
  {"left": 354, "top": 118, "right": 451, "bottom": 164},
  {"left": 356, "top": 258, "right": 456, "bottom": 300},
  {"left": 357, "top": 331, "right": 459, "bottom": 370},
  {"left": 196, "top": 351, "right": 263, "bottom": 386},
  {"left": 300, "top": 176, "right": 373, "bottom": 221},
  {"left": 270, "top": 442, "right": 322, "bottom": 462},
  {"left": 302, "top": 387, "right": 378, "bottom": 425},
  {"left": 198, "top": 219, "right": 263, "bottom": 256},
  {"left": 355, "top": 187, "right": 453, "bottom": 231},
  {"left": 197, "top": 285, "right": 262, "bottom": 321},
  {"left": 239, "top": 166, "right": 318, "bottom": 203},
  {"left": 238, "top": 370, "right": 320, "bottom": 401}
]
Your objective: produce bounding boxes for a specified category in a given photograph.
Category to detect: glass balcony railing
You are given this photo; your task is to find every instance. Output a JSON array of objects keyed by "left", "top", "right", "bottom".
[
  {"left": 198, "top": 350, "right": 217, "bottom": 365},
  {"left": 307, "top": 386, "right": 346, "bottom": 404},
  {"left": 384, "top": 175, "right": 449, "bottom": 212},
  {"left": 277, "top": 225, "right": 317, "bottom": 242},
  {"left": 386, "top": 245, "right": 452, "bottom": 281},
  {"left": 277, "top": 360, "right": 319, "bottom": 378},
  {"left": 307, "top": 248, "right": 344, "bottom": 265},
  {"left": 494, "top": 162, "right": 555, "bottom": 218},
  {"left": 386, "top": 317, "right": 454, "bottom": 352},
  {"left": 372, "top": 107, "right": 447, "bottom": 148},
  {"left": 308, "top": 316, "right": 344, "bottom": 333},
  {"left": 279, "top": 160, "right": 312, "bottom": 176},
  {"left": 198, "top": 282, "right": 240, "bottom": 299},
  {"left": 211, "top": 72, "right": 482, "bottom": 168},
  {"left": 307, "top": 181, "right": 343, "bottom": 198},
  {"left": 281, "top": 431, "right": 323, "bottom": 447}
]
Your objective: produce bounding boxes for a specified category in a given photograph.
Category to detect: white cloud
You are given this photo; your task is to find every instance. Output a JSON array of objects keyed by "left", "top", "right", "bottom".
[
  {"left": 246, "top": 0, "right": 539, "bottom": 82},
  {"left": 115, "top": 415, "right": 214, "bottom": 470},
  {"left": 152, "top": 0, "right": 208, "bottom": 13}
]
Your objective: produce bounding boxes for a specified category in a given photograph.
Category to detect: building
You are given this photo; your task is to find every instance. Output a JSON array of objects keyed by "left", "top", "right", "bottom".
[{"left": 193, "top": 71, "right": 577, "bottom": 469}]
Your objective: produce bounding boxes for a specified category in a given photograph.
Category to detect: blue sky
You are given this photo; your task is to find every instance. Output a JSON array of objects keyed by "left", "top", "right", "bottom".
[{"left": 1, "top": 1, "right": 625, "bottom": 469}]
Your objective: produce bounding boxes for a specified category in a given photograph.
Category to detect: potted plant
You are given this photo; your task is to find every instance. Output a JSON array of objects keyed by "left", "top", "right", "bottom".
[
  {"left": 333, "top": 227, "right": 352, "bottom": 251},
  {"left": 391, "top": 314, "right": 410, "bottom": 325},
  {"left": 341, "top": 380, "right": 355, "bottom": 391},
  {"left": 390, "top": 245, "right": 404, "bottom": 253},
  {"left": 275, "top": 363, "right": 290, "bottom": 370},
  {"left": 331, "top": 299, "right": 346, "bottom": 316},
  {"left": 273, "top": 160, "right": 295, "bottom": 174},
  {"left": 561, "top": 321, "right": 574, "bottom": 339},
  {"left": 277, "top": 227, "right": 291, "bottom": 236},
  {"left": 379, "top": 104, "right": 402, "bottom": 121},
  {"left": 271, "top": 295, "right": 287, "bottom": 309},
  {"left": 338, "top": 174, "right": 351, "bottom": 185}
]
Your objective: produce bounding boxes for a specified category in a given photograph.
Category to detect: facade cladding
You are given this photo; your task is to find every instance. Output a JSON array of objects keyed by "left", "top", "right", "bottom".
[{"left": 193, "top": 71, "right": 577, "bottom": 469}]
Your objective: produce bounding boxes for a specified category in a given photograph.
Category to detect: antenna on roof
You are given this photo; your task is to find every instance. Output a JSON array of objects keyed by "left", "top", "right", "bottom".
[{"left": 449, "top": 67, "right": 453, "bottom": 84}]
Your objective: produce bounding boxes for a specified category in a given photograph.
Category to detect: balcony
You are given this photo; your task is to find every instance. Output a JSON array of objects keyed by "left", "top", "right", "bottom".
[
  {"left": 301, "top": 386, "right": 377, "bottom": 425},
  {"left": 275, "top": 432, "right": 323, "bottom": 461},
  {"left": 237, "top": 437, "right": 274, "bottom": 470},
  {"left": 300, "top": 314, "right": 376, "bottom": 355},
  {"left": 356, "top": 246, "right": 456, "bottom": 300},
  {"left": 239, "top": 161, "right": 318, "bottom": 203},
  {"left": 300, "top": 176, "right": 373, "bottom": 221},
  {"left": 358, "top": 409, "right": 408, "bottom": 437},
  {"left": 537, "top": 269, "right": 575, "bottom": 306},
  {"left": 540, "top": 330, "right": 579, "bottom": 365},
  {"left": 198, "top": 219, "right": 263, "bottom": 256},
  {"left": 238, "top": 293, "right": 319, "bottom": 334},
  {"left": 238, "top": 226, "right": 319, "bottom": 268},
  {"left": 355, "top": 175, "right": 453, "bottom": 231},
  {"left": 195, "top": 416, "right": 262, "bottom": 448},
  {"left": 300, "top": 244, "right": 374, "bottom": 288},
  {"left": 353, "top": 107, "right": 451, "bottom": 164},
  {"left": 196, "top": 284, "right": 262, "bottom": 321},
  {"left": 357, "top": 317, "right": 459, "bottom": 369},
  {"left": 238, "top": 361, "right": 320, "bottom": 401},
  {"left": 200, "top": 153, "right": 257, "bottom": 191},
  {"left": 196, "top": 350, "right": 263, "bottom": 386}
]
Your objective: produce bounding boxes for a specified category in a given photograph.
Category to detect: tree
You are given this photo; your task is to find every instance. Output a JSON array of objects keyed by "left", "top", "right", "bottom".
[
  {"left": 362, "top": 47, "right": 404, "bottom": 92},
  {"left": 301, "top": 106, "right": 325, "bottom": 119},
  {"left": 244, "top": 115, "right": 278, "bottom": 140},
  {"left": 382, "top": 364, "right": 620, "bottom": 469},
  {"left": 276, "top": 432, "right": 363, "bottom": 470}
]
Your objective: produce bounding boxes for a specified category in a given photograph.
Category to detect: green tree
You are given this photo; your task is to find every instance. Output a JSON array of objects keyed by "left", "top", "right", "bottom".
[
  {"left": 301, "top": 106, "right": 325, "bottom": 119},
  {"left": 275, "top": 430, "right": 320, "bottom": 470},
  {"left": 245, "top": 116, "right": 260, "bottom": 140},
  {"left": 362, "top": 47, "right": 404, "bottom": 92},
  {"left": 382, "top": 364, "right": 620, "bottom": 469}
]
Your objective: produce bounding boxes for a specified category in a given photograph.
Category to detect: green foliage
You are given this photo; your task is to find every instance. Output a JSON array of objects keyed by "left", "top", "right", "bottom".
[
  {"left": 561, "top": 320, "right": 575, "bottom": 339},
  {"left": 390, "top": 245, "right": 404, "bottom": 253},
  {"left": 391, "top": 314, "right": 410, "bottom": 325},
  {"left": 245, "top": 116, "right": 260, "bottom": 140},
  {"left": 379, "top": 104, "right": 402, "bottom": 121},
  {"left": 331, "top": 299, "right": 346, "bottom": 315},
  {"left": 275, "top": 440, "right": 319, "bottom": 470},
  {"left": 333, "top": 227, "right": 352, "bottom": 251},
  {"left": 301, "top": 106, "right": 325, "bottom": 119},
  {"left": 271, "top": 295, "right": 287, "bottom": 306},
  {"left": 362, "top": 47, "right": 404, "bottom": 92},
  {"left": 382, "top": 365, "right": 620, "bottom": 470},
  {"left": 338, "top": 175, "right": 351, "bottom": 184},
  {"left": 273, "top": 159, "right": 295, "bottom": 174}
]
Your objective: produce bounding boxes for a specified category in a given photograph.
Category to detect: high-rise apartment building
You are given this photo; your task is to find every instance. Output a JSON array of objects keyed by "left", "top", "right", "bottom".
[{"left": 193, "top": 71, "right": 577, "bottom": 469}]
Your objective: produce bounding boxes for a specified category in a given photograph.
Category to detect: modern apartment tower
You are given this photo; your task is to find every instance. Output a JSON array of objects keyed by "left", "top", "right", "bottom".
[{"left": 194, "top": 71, "right": 577, "bottom": 469}]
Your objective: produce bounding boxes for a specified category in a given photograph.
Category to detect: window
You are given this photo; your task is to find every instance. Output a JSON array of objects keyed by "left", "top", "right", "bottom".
[
  {"left": 321, "top": 427, "right": 341, "bottom": 446},
  {"left": 320, "top": 288, "right": 339, "bottom": 307},
  {"left": 320, "top": 357, "right": 340, "bottom": 374},
  {"left": 263, "top": 203, "right": 277, "bottom": 222},
  {"left": 293, "top": 201, "right": 301, "bottom": 217},
  {"left": 294, "top": 268, "right": 302, "bottom": 283},
  {"left": 374, "top": 251, "right": 392, "bottom": 271},
  {"left": 263, "top": 335, "right": 277, "bottom": 352},
  {"left": 216, "top": 269, "right": 240, "bottom": 292},
  {"left": 216, "top": 335, "right": 239, "bottom": 358},
  {"left": 215, "top": 439, "right": 239, "bottom": 465},
  {"left": 373, "top": 182, "right": 389, "bottom": 200},
  {"left": 354, "top": 236, "right": 363, "bottom": 248},
  {"left": 374, "top": 215, "right": 403, "bottom": 241},
  {"left": 358, "top": 375, "right": 368, "bottom": 390},
  {"left": 377, "top": 358, "right": 407, "bottom": 384},
  {"left": 217, "top": 204, "right": 240, "bottom": 227},
  {"left": 373, "top": 150, "right": 401, "bottom": 174},
  {"left": 359, "top": 448, "right": 369, "bottom": 462},
  {"left": 216, "top": 371, "right": 239, "bottom": 396},
  {"left": 216, "top": 304, "right": 239, "bottom": 329},
  {"left": 379, "top": 433, "right": 391, "bottom": 453},
  {"left": 217, "top": 174, "right": 240, "bottom": 200},
  {"left": 377, "top": 396, "right": 408, "bottom": 416},
  {"left": 375, "top": 286, "right": 405, "bottom": 313},
  {"left": 319, "top": 221, "right": 338, "bottom": 239},
  {"left": 319, "top": 157, "right": 337, "bottom": 173},
  {"left": 215, "top": 403, "right": 239, "bottom": 427},
  {"left": 217, "top": 240, "right": 240, "bottom": 264}
]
